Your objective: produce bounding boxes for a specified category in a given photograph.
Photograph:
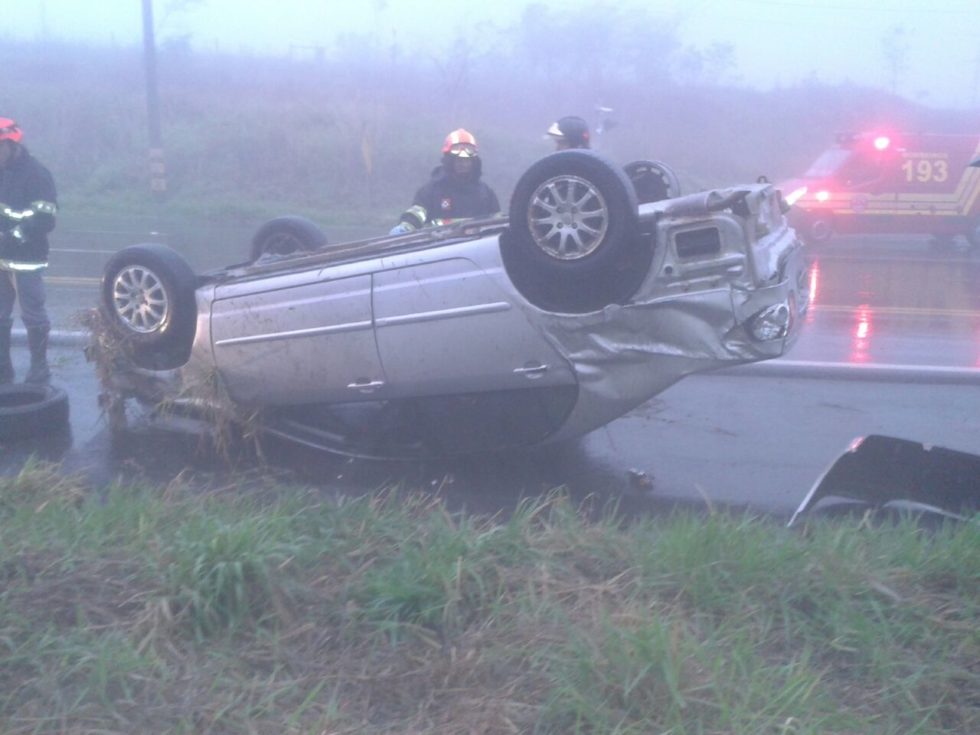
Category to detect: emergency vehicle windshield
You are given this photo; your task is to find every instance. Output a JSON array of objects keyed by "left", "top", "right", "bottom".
[{"left": 804, "top": 149, "right": 852, "bottom": 178}]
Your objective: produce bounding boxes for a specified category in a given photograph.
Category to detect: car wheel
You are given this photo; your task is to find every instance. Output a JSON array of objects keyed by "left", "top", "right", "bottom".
[
  {"left": 101, "top": 244, "right": 198, "bottom": 366},
  {"left": 623, "top": 159, "right": 681, "bottom": 204},
  {"left": 250, "top": 216, "right": 327, "bottom": 261},
  {"left": 503, "top": 150, "right": 649, "bottom": 312},
  {"left": 966, "top": 219, "right": 980, "bottom": 249},
  {"left": 805, "top": 216, "right": 834, "bottom": 244},
  {"left": 0, "top": 384, "right": 70, "bottom": 442}
]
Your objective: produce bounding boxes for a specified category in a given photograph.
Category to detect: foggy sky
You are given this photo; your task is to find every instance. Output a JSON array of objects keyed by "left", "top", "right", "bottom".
[{"left": 6, "top": 0, "right": 980, "bottom": 109}]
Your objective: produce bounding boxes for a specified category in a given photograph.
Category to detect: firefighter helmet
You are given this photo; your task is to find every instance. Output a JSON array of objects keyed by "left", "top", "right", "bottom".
[
  {"left": 0, "top": 118, "right": 23, "bottom": 144},
  {"left": 442, "top": 128, "right": 479, "bottom": 158},
  {"left": 547, "top": 116, "right": 590, "bottom": 149}
]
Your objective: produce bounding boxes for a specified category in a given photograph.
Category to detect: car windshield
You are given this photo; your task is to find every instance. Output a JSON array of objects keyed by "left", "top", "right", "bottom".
[{"left": 804, "top": 149, "right": 853, "bottom": 178}]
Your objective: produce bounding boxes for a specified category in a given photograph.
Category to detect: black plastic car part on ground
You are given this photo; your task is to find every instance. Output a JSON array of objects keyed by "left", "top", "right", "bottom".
[
  {"left": 250, "top": 215, "right": 328, "bottom": 262},
  {"left": 0, "top": 384, "right": 70, "bottom": 442},
  {"left": 100, "top": 243, "right": 199, "bottom": 369},
  {"left": 788, "top": 434, "right": 980, "bottom": 526},
  {"left": 501, "top": 149, "right": 651, "bottom": 313}
]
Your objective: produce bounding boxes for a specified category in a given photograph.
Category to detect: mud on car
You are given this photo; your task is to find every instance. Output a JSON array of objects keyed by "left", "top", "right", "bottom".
[{"left": 94, "top": 150, "right": 810, "bottom": 458}]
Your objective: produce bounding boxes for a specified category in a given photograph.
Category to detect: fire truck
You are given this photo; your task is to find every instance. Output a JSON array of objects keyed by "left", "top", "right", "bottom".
[{"left": 781, "top": 131, "right": 980, "bottom": 248}]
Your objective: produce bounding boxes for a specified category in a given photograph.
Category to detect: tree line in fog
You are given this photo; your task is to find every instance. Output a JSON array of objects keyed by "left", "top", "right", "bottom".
[{"left": 1, "top": 4, "right": 972, "bottom": 222}]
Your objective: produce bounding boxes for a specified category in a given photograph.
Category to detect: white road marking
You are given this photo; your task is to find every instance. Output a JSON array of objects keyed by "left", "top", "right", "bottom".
[{"left": 731, "top": 359, "right": 980, "bottom": 383}]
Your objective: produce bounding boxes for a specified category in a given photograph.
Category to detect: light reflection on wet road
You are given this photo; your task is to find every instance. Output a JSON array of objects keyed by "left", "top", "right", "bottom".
[
  {"left": 795, "top": 243, "right": 980, "bottom": 369},
  {"left": 3, "top": 233, "right": 979, "bottom": 518}
]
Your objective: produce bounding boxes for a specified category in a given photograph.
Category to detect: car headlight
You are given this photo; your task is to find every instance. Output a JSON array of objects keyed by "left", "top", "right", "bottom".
[
  {"left": 748, "top": 297, "right": 794, "bottom": 341},
  {"left": 784, "top": 186, "right": 807, "bottom": 207}
]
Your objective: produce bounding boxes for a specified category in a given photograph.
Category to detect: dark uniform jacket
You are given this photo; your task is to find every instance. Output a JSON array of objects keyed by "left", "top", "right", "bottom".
[
  {"left": 411, "top": 157, "right": 500, "bottom": 224},
  {"left": 0, "top": 147, "right": 58, "bottom": 266}
]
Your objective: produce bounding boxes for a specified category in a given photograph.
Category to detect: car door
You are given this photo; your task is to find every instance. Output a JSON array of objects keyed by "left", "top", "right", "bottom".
[
  {"left": 209, "top": 266, "right": 386, "bottom": 406},
  {"left": 372, "top": 257, "right": 575, "bottom": 397}
]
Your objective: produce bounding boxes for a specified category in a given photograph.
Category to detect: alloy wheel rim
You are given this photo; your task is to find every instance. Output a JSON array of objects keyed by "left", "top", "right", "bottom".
[
  {"left": 112, "top": 265, "right": 169, "bottom": 334},
  {"left": 528, "top": 174, "right": 609, "bottom": 260}
]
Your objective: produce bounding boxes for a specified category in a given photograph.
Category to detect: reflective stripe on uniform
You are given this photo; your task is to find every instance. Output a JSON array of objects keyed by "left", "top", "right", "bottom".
[
  {"left": 2, "top": 205, "right": 33, "bottom": 220},
  {"left": 402, "top": 204, "right": 428, "bottom": 227},
  {"left": 31, "top": 200, "right": 58, "bottom": 215},
  {"left": 0, "top": 200, "right": 57, "bottom": 221},
  {"left": 0, "top": 259, "right": 48, "bottom": 272}
]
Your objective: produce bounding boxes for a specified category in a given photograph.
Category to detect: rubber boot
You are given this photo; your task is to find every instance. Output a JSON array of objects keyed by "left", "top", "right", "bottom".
[
  {"left": 0, "top": 318, "right": 12, "bottom": 384},
  {"left": 24, "top": 325, "right": 51, "bottom": 385}
]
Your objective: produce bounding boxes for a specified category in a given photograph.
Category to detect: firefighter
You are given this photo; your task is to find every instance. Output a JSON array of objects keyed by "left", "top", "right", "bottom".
[
  {"left": 546, "top": 115, "right": 591, "bottom": 151},
  {"left": 0, "top": 118, "right": 57, "bottom": 385},
  {"left": 390, "top": 128, "right": 500, "bottom": 235}
]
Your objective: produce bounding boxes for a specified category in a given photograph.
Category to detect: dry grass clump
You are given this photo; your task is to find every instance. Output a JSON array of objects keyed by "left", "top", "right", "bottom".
[
  {"left": 0, "top": 458, "right": 87, "bottom": 513},
  {"left": 80, "top": 307, "right": 264, "bottom": 461}
]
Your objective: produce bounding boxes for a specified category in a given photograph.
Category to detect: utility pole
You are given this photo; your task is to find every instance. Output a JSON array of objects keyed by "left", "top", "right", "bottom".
[{"left": 142, "top": 0, "right": 167, "bottom": 197}]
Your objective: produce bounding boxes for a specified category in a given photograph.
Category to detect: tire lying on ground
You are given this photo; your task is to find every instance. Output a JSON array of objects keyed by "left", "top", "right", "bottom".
[
  {"left": 250, "top": 216, "right": 328, "bottom": 262},
  {"left": 101, "top": 243, "right": 199, "bottom": 369},
  {"left": 502, "top": 149, "right": 651, "bottom": 313},
  {"left": 0, "top": 384, "right": 70, "bottom": 442},
  {"left": 623, "top": 159, "right": 681, "bottom": 204}
]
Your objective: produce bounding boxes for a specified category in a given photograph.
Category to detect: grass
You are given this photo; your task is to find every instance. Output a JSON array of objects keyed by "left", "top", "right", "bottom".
[{"left": 1, "top": 464, "right": 977, "bottom": 733}]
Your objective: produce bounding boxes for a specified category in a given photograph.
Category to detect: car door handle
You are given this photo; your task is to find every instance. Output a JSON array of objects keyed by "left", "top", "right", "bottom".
[
  {"left": 513, "top": 363, "right": 549, "bottom": 378},
  {"left": 347, "top": 379, "right": 385, "bottom": 393}
]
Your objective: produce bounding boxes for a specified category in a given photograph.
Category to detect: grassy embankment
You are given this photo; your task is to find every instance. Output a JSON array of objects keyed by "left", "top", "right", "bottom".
[{"left": 1, "top": 462, "right": 977, "bottom": 733}]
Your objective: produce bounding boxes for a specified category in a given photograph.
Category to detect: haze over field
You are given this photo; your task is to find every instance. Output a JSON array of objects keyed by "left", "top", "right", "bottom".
[{"left": 6, "top": 0, "right": 980, "bottom": 110}]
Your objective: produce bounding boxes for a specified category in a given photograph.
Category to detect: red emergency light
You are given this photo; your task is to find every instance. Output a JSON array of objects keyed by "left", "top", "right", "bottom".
[{"left": 873, "top": 135, "right": 891, "bottom": 151}]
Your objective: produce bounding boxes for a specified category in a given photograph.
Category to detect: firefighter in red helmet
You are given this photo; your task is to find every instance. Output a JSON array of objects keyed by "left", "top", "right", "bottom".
[
  {"left": 390, "top": 128, "right": 500, "bottom": 234},
  {"left": 0, "top": 118, "right": 58, "bottom": 384}
]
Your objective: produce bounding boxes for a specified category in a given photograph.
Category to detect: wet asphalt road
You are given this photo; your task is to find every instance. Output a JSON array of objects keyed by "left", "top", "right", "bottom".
[{"left": 2, "top": 230, "right": 979, "bottom": 520}]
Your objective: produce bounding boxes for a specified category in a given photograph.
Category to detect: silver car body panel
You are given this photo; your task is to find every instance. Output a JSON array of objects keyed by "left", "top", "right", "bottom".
[
  {"left": 210, "top": 269, "right": 384, "bottom": 404},
  {"left": 372, "top": 256, "right": 576, "bottom": 396}
]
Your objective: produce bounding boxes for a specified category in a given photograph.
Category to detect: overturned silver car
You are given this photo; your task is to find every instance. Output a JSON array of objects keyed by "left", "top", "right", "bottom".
[{"left": 96, "top": 151, "right": 810, "bottom": 457}]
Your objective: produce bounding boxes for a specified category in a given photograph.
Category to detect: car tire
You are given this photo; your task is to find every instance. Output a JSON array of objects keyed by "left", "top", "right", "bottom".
[
  {"left": 623, "top": 159, "right": 681, "bottom": 204},
  {"left": 250, "top": 216, "right": 328, "bottom": 261},
  {"left": 805, "top": 216, "right": 834, "bottom": 244},
  {"left": 0, "top": 384, "right": 70, "bottom": 442},
  {"left": 966, "top": 219, "right": 980, "bottom": 250},
  {"left": 503, "top": 150, "right": 649, "bottom": 313},
  {"left": 101, "top": 244, "right": 198, "bottom": 366}
]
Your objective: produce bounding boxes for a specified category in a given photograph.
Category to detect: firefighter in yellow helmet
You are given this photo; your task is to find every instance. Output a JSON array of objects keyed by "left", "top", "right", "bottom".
[
  {"left": 0, "top": 118, "right": 58, "bottom": 384},
  {"left": 390, "top": 128, "right": 500, "bottom": 234}
]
